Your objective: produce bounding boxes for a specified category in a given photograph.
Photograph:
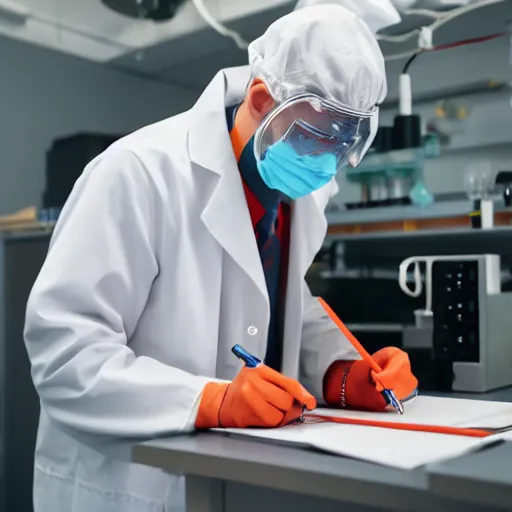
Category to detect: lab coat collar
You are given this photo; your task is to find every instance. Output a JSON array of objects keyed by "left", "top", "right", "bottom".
[
  {"left": 188, "top": 66, "right": 269, "bottom": 305},
  {"left": 187, "top": 66, "right": 328, "bottom": 315},
  {"left": 188, "top": 66, "right": 249, "bottom": 175}
]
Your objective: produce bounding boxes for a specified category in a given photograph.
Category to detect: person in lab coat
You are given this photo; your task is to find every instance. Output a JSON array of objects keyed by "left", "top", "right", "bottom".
[{"left": 24, "top": 3, "right": 417, "bottom": 512}]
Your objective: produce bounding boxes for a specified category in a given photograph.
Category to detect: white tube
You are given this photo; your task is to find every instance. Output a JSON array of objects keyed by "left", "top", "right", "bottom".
[
  {"left": 399, "top": 73, "right": 412, "bottom": 116},
  {"left": 398, "top": 256, "right": 441, "bottom": 314},
  {"left": 399, "top": 257, "right": 433, "bottom": 314},
  {"left": 481, "top": 199, "right": 494, "bottom": 228},
  {"left": 399, "top": 257, "right": 423, "bottom": 298},
  {"left": 190, "top": 0, "right": 248, "bottom": 50}
]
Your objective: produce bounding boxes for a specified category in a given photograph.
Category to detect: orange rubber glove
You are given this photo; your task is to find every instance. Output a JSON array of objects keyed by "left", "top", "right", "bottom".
[
  {"left": 323, "top": 347, "right": 418, "bottom": 412},
  {"left": 196, "top": 365, "right": 317, "bottom": 429}
]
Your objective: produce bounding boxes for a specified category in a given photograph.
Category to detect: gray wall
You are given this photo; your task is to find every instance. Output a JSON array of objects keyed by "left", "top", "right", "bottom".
[{"left": 0, "top": 37, "right": 198, "bottom": 216}]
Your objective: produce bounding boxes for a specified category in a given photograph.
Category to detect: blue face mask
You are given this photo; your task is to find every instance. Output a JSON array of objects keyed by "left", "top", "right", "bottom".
[{"left": 256, "top": 140, "right": 338, "bottom": 200}]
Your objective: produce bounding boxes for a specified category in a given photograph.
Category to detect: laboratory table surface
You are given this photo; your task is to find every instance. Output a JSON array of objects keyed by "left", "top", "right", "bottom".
[{"left": 133, "top": 388, "right": 512, "bottom": 512}]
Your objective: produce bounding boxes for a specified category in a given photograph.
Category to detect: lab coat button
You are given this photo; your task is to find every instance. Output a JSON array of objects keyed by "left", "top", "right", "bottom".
[{"left": 247, "top": 326, "right": 258, "bottom": 336}]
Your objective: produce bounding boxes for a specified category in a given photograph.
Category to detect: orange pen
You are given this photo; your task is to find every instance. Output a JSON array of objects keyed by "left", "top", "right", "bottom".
[{"left": 318, "top": 298, "right": 405, "bottom": 414}]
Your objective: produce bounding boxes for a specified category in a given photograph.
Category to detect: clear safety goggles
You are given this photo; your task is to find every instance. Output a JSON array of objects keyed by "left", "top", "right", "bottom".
[{"left": 254, "top": 94, "right": 379, "bottom": 169}]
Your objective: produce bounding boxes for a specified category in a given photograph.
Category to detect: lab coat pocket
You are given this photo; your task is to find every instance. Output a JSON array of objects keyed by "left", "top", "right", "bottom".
[
  {"left": 34, "top": 464, "right": 169, "bottom": 512},
  {"left": 70, "top": 483, "right": 166, "bottom": 512}
]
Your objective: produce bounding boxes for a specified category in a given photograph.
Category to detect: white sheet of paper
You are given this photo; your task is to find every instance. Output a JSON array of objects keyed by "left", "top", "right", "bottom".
[
  {"left": 314, "top": 396, "right": 512, "bottom": 429},
  {"left": 220, "top": 396, "right": 512, "bottom": 469},
  {"left": 495, "top": 429, "right": 512, "bottom": 441},
  {"left": 226, "top": 422, "right": 497, "bottom": 470}
]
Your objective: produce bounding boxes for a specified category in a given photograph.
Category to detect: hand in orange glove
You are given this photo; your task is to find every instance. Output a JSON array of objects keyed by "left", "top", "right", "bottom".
[
  {"left": 323, "top": 347, "right": 418, "bottom": 412},
  {"left": 196, "top": 364, "right": 317, "bottom": 429}
]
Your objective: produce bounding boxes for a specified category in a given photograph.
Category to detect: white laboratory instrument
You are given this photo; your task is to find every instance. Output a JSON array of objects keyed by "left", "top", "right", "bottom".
[{"left": 400, "top": 254, "right": 512, "bottom": 392}]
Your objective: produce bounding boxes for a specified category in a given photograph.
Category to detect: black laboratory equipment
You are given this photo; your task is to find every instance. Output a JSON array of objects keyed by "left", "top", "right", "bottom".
[
  {"left": 101, "top": 0, "right": 187, "bottom": 20},
  {"left": 0, "top": 232, "right": 51, "bottom": 512},
  {"left": 43, "top": 132, "right": 121, "bottom": 210},
  {"left": 495, "top": 170, "right": 512, "bottom": 207}
]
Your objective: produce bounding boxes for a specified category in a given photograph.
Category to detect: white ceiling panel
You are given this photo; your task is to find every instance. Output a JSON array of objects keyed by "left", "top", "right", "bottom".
[
  {"left": 111, "top": 0, "right": 512, "bottom": 94},
  {"left": 0, "top": 0, "right": 293, "bottom": 61},
  {"left": 111, "top": 3, "right": 292, "bottom": 74}
]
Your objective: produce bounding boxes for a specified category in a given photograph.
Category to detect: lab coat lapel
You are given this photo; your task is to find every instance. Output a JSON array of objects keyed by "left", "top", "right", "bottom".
[
  {"left": 187, "top": 67, "right": 269, "bottom": 308},
  {"left": 282, "top": 191, "right": 328, "bottom": 378}
]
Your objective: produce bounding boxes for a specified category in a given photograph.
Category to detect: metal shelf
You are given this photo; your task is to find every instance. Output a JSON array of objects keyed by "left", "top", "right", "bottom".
[
  {"left": 324, "top": 226, "right": 512, "bottom": 268},
  {"left": 326, "top": 225, "right": 512, "bottom": 244},
  {"left": 326, "top": 200, "right": 479, "bottom": 227}
]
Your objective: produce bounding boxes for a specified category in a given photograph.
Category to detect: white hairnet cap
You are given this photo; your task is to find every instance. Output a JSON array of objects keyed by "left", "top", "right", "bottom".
[
  {"left": 294, "top": 0, "right": 401, "bottom": 34},
  {"left": 248, "top": 4, "right": 387, "bottom": 113}
]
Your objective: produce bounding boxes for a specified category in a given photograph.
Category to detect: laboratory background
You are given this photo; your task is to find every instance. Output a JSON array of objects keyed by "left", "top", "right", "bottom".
[{"left": 0, "top": 0, "right": 512, "bottom": 511}]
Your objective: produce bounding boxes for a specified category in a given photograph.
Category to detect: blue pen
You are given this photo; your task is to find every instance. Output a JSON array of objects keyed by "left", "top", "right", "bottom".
[
  {"left": 231, "top": 345, "right": 306, "bottom": 422},
  {"left": 232, "top": 344, "right": 262, "bottom": 368},
  {"left": 382, "top": 389, "right": 404, "bottom": 415}
]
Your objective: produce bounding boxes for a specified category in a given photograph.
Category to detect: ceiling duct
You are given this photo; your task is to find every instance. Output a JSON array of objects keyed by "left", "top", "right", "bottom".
[{"left": 101, "top": 0, "right": 187, "bottom": 21}]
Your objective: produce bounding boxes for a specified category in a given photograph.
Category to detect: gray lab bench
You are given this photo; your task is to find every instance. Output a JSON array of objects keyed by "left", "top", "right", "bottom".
[{"left": 133, "top": 388, "right": 512, "bottom": 512}]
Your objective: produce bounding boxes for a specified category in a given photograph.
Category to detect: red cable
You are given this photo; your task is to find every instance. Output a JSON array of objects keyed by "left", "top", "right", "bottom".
[
  {"left": 402, "top": 32, "right": 506, "bottom": 73},
  {"left": 433, "top": 32, "right": 506, "bottom": 52}
]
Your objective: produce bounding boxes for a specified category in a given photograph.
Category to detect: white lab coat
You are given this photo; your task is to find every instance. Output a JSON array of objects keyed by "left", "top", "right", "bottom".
[{"left": 24, "top": 66, "right": 358, "bottom": 512}]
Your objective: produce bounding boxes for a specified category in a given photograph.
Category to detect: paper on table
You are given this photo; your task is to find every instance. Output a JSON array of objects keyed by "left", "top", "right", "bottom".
[
  {"left": 315, "top": 396, "right": 512, "bottom": 429},
  {"left": 457, "top": 410, "right": 512, "bottom": 430},
  {"left": 495, "top": 429, "right": 512, "bottom": 442},
  {"left": 220, "top": 396, "right": 512, "bottom": 469},
  {"left": 224, "top": 421, "right": 499, "bottom": 470}
]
